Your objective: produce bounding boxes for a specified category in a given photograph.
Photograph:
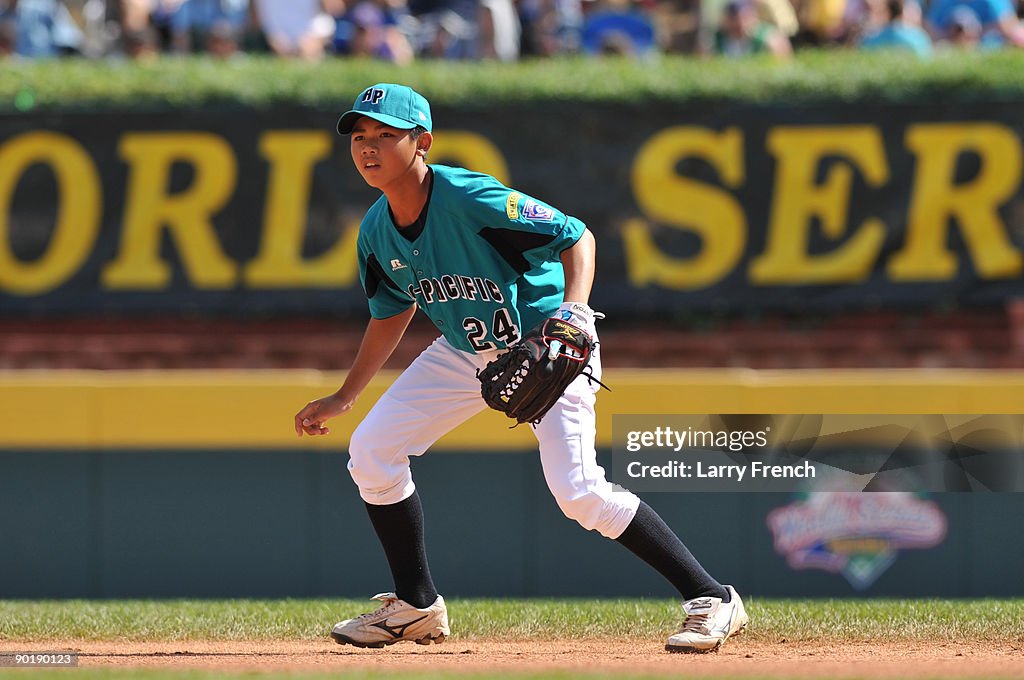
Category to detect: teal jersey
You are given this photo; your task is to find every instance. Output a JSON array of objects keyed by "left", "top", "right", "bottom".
[{"left": 356, "top": 165, "right": 586, "bottom": 354}]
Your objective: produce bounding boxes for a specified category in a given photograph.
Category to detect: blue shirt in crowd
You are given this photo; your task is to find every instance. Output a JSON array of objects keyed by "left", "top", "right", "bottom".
[
  {"left": 860, "top": 23, "right": 934, "bottom": 56},
  {"left": 927, "top": 0, "right": 1014, "bottom": 31}
]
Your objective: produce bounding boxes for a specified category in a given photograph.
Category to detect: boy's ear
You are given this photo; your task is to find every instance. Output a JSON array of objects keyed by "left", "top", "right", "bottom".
[{"left": 416, "top": 132, "right": 433, "bottom": 158}]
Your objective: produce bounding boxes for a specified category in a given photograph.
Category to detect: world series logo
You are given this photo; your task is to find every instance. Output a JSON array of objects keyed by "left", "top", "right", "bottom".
[{"left": 766, "top": 491, "right": 947, "bottom": 590}]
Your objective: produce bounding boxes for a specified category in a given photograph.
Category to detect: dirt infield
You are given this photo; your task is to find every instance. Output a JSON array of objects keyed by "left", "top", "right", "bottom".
[{"left": 3, "top": 639, "right": 1022, "bottom": 677}]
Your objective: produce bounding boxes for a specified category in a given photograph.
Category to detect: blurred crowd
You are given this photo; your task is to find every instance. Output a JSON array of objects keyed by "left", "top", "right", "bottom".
[{"left": 0, "top": 0, "right": 1022, "bottom": 62}]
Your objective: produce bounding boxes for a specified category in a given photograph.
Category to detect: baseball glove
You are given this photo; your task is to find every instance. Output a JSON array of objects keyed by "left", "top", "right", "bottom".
[{"left": 478, "top": 316, "right": 605, "bottom": 426}]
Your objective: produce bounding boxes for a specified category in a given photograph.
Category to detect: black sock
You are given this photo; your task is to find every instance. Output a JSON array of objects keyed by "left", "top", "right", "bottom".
[
  {"left": 364, "top": 491, "right": 439, "bottom": 609},
  {"left": 615, "top": 501, "right": 729, "bottom": 602}
]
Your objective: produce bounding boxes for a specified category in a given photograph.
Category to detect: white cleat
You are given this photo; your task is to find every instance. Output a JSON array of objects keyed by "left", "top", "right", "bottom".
[
  {"left": 330, "top": 592, "right": 449, "bottom": 648},
  {"left": 665, "top": 585, "right": 749, "bottom": 654}
]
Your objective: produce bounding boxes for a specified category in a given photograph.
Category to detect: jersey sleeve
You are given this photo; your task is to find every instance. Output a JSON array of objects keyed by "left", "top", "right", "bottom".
[
  {"left": 357, "top": 230, "right": 415, "bottom": 319},
  {"left": 457, "top": 171, "right": 586, "bottom": 274}
]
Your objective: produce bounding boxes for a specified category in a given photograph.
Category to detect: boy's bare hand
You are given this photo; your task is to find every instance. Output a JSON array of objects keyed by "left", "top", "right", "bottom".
[{"left": 294, "top": 394, "right": 352, "bottom": 437}]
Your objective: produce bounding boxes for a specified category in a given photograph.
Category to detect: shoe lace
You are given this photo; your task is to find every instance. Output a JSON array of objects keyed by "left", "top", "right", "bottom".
[
  {"left": 357, "top": 594, "right": 400, "bottom": 621},
  {"left": 679, "top": 611, "right": 711, "bottom": 634}
]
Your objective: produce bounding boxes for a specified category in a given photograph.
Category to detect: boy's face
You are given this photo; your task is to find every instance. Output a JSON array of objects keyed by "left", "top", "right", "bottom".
[{"left": 349, "top": 117, "right": 426, "bottom": 189}]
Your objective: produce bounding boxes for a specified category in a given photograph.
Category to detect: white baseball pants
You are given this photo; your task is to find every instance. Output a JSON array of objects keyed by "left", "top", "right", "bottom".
[{"left": 347, "top": 335, "right": 640, "bottom": 539}]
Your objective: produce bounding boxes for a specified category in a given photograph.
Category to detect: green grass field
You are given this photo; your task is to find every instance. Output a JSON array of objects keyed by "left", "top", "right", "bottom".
[
  {"left": 2, "top": 598, "right": 1023, "bottom": 643},
  {"left": 3, "top": 599, "right": 1022, "bottom": 680}
]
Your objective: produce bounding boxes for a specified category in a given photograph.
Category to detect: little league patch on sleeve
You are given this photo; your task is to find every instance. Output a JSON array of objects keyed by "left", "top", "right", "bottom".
[
  {"left": 522, "top": 199, "right": 556, "bottom": 222},
  {"left": 506, "top": 192, "right": 521, "bottom": 220}
]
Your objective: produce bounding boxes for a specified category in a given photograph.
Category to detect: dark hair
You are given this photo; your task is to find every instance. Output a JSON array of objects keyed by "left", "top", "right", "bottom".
[
  {"left": 886, "top": 0, "right": 904, "bottom": 20},
  {"left": 410, "top": 125, "right": 430, "bottom": 159}
]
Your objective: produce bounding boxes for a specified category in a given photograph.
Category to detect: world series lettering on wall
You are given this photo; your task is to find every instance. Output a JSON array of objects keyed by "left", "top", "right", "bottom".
[{"left": 1, "top": 104, "right": 1022, "bottom": 317}]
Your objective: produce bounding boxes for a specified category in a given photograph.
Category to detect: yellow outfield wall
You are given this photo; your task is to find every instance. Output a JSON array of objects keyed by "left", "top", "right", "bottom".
[{"left": 2, "top": 369, "right": 1024, "bottom": 450}]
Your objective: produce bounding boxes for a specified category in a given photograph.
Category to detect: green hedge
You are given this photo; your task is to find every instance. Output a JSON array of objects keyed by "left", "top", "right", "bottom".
[{"left": 2, "top": 51, "right": 1024, "bottom": 112}]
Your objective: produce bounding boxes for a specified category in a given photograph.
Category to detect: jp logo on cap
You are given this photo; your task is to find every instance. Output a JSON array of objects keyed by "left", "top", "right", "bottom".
[{"left": 337, "top": 84, "right": 433, "bottom": 135}]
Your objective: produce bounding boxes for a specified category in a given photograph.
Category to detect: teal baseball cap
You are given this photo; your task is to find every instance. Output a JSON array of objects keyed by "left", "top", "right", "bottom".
[{"left": 337, "top": 84, "right": 432, "bottom": 135}]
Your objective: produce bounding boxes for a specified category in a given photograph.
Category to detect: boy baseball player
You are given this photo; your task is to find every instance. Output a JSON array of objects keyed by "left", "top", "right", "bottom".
[{"left": 293, "top": 83, "right": 748, "bottom": 653}]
